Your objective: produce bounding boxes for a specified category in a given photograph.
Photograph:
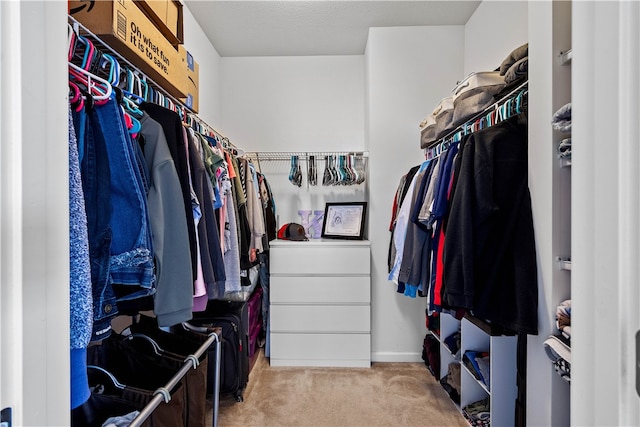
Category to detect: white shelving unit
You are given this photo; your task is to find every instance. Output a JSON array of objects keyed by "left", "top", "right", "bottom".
[{"left": 433, "top": 312, "right": 517, "bottom": 425}]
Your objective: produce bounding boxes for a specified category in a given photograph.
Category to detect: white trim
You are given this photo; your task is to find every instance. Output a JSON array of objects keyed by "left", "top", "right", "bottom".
[
  {"left": 0, "top": 1, "right": 25, "bottom": 423},
  {"left": 0, "top": 2, "right": 69, "bottom": 425},
  {"left": 572, "top": 1, "right": 640, "bottom": 424},
  {"left": 618, "top": 2, "right": 640, "bottom": 424}
]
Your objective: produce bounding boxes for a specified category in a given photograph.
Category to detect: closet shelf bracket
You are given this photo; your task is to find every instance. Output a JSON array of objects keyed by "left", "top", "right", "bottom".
[
  {"left": 559, "top": 157, "right": 572, "bottom": 168},
  {"left": 556, "top": 256, "right": 572, "bottom": 271},
  {"left": 559, "top": 49, "right": 573, "bottom": 66}
]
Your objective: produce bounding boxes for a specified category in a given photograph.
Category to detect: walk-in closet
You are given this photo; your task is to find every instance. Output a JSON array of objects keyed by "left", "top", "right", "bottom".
[{"left": 2, "top": 1, "right": 640, "bottom": 426}]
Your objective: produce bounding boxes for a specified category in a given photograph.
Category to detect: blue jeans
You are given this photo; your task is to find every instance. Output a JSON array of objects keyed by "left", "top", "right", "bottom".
[
  {"left": 74, "top": 105, "right": 117, "bottom": 341},
  {"left": 75, "top": 97, "right": 155, "bottom": 340},
  {"left": 93, "top": 97, "right": 155, "bottom": 300}
]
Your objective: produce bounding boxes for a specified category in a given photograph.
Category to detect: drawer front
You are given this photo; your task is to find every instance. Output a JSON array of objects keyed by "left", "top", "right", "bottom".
[
  {"left": 271, "top": 276, "right": 370, "bottom": 304},
  {"left": 271, "top": 246, "right": 370, "bottom": 275},
  {"left": 270, "top": 305, "right": 370, "bottom": 333},
  {"left": 270, "top": 333, "right": 370, "bottom": 364}
]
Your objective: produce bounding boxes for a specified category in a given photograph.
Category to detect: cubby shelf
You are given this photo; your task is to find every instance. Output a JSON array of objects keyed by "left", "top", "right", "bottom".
[{"left": 431, "top": 313, "right": 517, "bottom": 426}]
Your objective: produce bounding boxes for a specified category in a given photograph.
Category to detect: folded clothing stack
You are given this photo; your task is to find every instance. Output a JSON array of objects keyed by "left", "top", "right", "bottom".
[
  {"left": 444, "top": 330, "right": 461, "bottom": 358},
  {"left": 440, "top": 363, "right": 461, "bottom": 405},
  {"left": 552, "top": 102, "right": 572, "bottom": 133},
  {"left": 499, "top": 43, "right": 528, "bottom": 85},
  {"left": 558, "top": 137, "right": 572, "bottom": 159},
  {"left": 462, "top": 397, "right": 491, "bottom": 427},
  {"left": 463, "top": 350, "right": 491, "bottom": 390}
]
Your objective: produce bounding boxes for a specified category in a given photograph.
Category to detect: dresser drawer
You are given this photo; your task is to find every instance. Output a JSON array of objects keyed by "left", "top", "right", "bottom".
[
  {"left": 271, "top": 276, "right": 370, "bottom": 304},
  {"left": 271, "top": 245, "right": 370, "bottom": 275},
  {"left": 270, "top": 333, "right": 370, "bottom": 367},
  {"left": 270, "top": 305, "right": 370, "bottom": 333}
]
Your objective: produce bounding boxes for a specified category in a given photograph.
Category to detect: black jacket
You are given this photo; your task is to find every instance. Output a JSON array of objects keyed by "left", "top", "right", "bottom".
[{"left": 442, "top": 114, "right": 538, "bottom": 335}]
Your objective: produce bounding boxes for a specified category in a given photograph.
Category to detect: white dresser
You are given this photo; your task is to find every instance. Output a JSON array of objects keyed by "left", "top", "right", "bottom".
[{"left": 269, "top": 240, "right": 371, "bottom": 367}]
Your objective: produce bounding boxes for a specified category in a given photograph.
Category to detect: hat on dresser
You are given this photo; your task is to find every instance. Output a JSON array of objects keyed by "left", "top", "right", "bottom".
[{"left": 277, "top": 223, "right": 308, "bottom": 241}]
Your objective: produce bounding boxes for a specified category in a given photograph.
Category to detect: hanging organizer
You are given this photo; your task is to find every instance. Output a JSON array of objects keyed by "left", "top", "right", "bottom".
[{"left": 68, "top": 15, "right": 229, "bottom": 427}]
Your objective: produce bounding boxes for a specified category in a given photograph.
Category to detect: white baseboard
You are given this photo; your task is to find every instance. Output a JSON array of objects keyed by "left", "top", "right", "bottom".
[{"left": 371, "top": 352, "right": 423, "bottom": 363}]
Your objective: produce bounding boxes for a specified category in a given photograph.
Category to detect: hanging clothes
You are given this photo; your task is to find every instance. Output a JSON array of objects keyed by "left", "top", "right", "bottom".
[
  {"left": 138, "top": 113, "right": 193, "bottom": 327},
  {"left": 73, "top": 95, "right": 155, "bottom": 342},
  {"left": 141, "top": 102, "right": 198, "bottom": 284},
  {"left": 442, "top": 113, "right": 537, "bottom": 335},
  {"left": 69, "top": 104, "right": 93, "bottom": 410},
  {"left": 187, "top": 130, "right": 226, "bottom": 299},
  {"left": 242, "top": 158, "right": 266, "bottom": 256},
  {"left": 388, "top": 165, "right": 421, "bottom": 274},
  {"left": 388, "top": 161, "right": 429, "bottom": 289},
  {"left": 397, "top": 159, "right": 437, "bottom": 298}
]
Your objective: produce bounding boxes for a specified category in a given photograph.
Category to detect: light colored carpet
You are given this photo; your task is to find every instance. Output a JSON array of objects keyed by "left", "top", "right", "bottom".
[{"left": 209, "top": 350, "right": 468, "bottom": 427}]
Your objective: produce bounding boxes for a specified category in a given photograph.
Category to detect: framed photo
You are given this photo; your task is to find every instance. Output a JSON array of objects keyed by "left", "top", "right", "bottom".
[{"left": 321, "top": 202, "right": 367, "bottom": 240}]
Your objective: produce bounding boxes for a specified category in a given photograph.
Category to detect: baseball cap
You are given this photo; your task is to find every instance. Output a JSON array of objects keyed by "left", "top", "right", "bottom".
[{"left": 277, "top": 223, "right": 308, "bottom": 241}]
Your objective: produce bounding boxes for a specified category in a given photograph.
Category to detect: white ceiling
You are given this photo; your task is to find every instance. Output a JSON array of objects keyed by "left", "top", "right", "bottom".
[{"left": 184, "top": 1, "right": 482, "bottom": 57}]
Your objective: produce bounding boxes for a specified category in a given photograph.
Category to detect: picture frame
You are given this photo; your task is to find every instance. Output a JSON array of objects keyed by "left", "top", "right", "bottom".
[{"left": 321, "top": 202, "right": 367, "bottom": 240}]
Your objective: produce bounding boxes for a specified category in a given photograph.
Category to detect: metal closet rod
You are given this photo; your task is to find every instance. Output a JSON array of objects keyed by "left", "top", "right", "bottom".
[
  {"left": 245, "top": 151, "right": 369, "bottom": 161},
  {"left": 68, "top": 15, "right": 240, "bottom": 154}
]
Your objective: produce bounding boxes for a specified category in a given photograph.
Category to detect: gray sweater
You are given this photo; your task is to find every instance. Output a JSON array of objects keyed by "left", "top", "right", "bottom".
[{"left": 140, "top": 114, "right": 193, "bottom": 326}]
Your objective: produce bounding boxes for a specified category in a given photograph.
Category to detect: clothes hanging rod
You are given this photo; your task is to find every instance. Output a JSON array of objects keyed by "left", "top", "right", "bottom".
[
  {"left": 244, "top": 151, "right": 369, "bottom": 161},
  {"left": 129, "top": 330, "right": 220, "bottom": 427},
  {"left": 425, "top": 79, "right": 529, "bottom": 151},
  {"left": 68, "top": 15, "right": 237, "bottom": 151}
]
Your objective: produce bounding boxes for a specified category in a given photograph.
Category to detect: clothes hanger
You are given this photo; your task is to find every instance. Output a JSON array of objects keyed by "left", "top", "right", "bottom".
[
  {"left": 69, "top": 62, "right": 112, "bottom": 103},
  {"left": 68, "top": 35, "right": 107, "bottom": 102},
  {"left": 68, "top": 23, "right": 77, "bottom": 62},
  {"left": 357, "top": 154, "right": 366, "bottom": 184},
  {"left": 322, "top": 155, "right": 331, "bottom": 186},
  {"left": 77, "top": 35, "right": 96, "bottom": 72},
  {"left": 328, "top": 155, "right": 338, "bottom": 185},
  {"left": 125, "top": 333, "right": 164, "bottom": 356},
  {"left": 87, "top": 365, "right": 126, "bottom": 390},
  {"left": 336, "top": 155, "right": 345, "bottom": 185},
  {"left": 347, "top": 154, "right": 357, "bottom": 185},
  {"left": 345, "top": 155, "right": 355, "bottom": 185},
  {"left": 100, "top": 53, "right": 120, "bottom": 86},
  {"left": 69, "top": 81, "right": 84, "bottom": 112}
]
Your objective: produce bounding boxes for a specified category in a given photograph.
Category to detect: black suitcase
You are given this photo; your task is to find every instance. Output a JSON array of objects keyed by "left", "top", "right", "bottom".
[{"left": 191, "top": 303, "right": 249, "bottom": 402}]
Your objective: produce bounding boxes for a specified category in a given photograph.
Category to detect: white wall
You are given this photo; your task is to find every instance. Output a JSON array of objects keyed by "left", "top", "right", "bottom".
[
  {"left": 464, "top": 1, "right": 528, "bottom": 75},
  {"left": 220, "top": 56, "right": 365, "bottom": 152},
  {"left": 220, "top": 56, "right": 366, "bottom": 226},
  {"left": 366, "top": 26, "right": 464, "bottom": 361},
  {"left": 182, "top": 6, "right": 222, "bottom": 127}
]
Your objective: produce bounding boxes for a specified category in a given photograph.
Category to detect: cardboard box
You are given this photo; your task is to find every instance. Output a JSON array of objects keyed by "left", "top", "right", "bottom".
[
  {"left": 134, "top": 0, "right": 184, "bottom": 47},
  {"left": 178, "top": 45, "right": 200, "bottom": 113},
  {"left": 70, "top": 0, "right": 186, "bottom": 99}
]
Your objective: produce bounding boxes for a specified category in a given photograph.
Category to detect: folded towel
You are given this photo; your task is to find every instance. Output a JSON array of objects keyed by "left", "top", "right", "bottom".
[
  {"left": 558, "top": 138, "right": 572, "bottom": 158},
  {"left": 500, "top": 43, "right": 529, "bottom": 75},
  {"left": 505, "top": 56, "right": 528, "bottom": 84},
  {"left": 553, "top": 103, "right": 572, "bottom": 121},
  {"left": 552, "top": 102, "right": 572, "bottom": 133}
]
